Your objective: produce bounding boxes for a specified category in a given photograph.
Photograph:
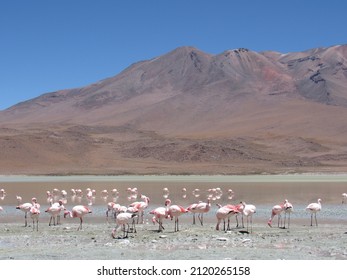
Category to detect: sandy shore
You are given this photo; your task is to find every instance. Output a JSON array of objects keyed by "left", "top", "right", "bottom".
[{"left": 1, "top": 219, "right": 346, "bottom": 260}]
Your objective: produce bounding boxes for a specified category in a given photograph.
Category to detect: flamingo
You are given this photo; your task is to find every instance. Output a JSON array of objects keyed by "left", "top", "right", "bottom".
[
  {"left": 181, "top": 187, "right": 187, "bottom": 199},
  {"left": 31, "top": 197, "right": 40, "bottom": 210},
  {"left": 240, "top": 201, "right": 256, "bottom": 233},
  {"left": 106, "top": 202, "right": 117, "bottom": 221},
  {"left": 126, "top": 187, "right": 138, "bottom": 201},
  {"left": 0, "top": 188, "right": 6, "bottom": 200},
  {"left": 29, "top": 206, "right": 40, "bottom": 231},
  {"left": 342, "top": 193, "right": 347, "bottom": 204},
  {"left": 235, "top": 203, "right": 245, "bottom": 228},
  {"left": 45, "top": 200, "right": 65, "bottom": 226},
  {"left": 188, "top": 199, "right": 211, "bottom": 226},
  {"left": 267, "top": 204, "right": 284, "bottom": 228},
  {"left": 306, "top": 199, "right": 322, "bottom": 226},
  {"left": 187, "top": 202, "right": 199, "bottom": 225},
  {"left": 0, "top": 206, "right": 3, "bottom": 212},
  {"left": 162, "top": 187, "right": 170, "bottom": 198},
  {"left": 149, "top": 200, "right": 170, "bottom": 232},
  {"left": 192, "top": 188, "right": 200, "bottom": 198},
  {"left": 111, "top": 212, "right": 137, "bottom": 239},
  {"left": 283, "top": 199, "right": 293, "bottom": 229},
  {"left": 16, "top": 202, "right": 34, "bottom": 227},
  {"left": 16, "top": 195, "right": 22, "bottom": 206},
  {"left": 215, "top": 204, "right": 239, "bottom": 231},
  {"left": 166, "top": 199, "right": 188, "bottom": 232},
  {"left": 129, "top": 194, "right": 150, "bottom": 224},
  {"left": 64, "top": 205, "right": 92, "bottom": 231}
]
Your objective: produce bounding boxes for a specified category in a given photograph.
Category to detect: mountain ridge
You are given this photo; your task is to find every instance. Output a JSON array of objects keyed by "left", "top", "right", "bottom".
[{"left": 1, "top": 44, "right": 347, "bottom": 175}]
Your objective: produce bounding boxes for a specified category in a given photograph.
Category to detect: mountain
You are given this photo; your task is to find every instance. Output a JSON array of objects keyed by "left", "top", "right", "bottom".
[{"left": 1, "top": 45, "right": 347, "bottom": 175}]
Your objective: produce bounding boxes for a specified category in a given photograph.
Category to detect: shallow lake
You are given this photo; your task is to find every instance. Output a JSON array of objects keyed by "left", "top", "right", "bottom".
[{"left": 1, "top": 174, "right": 346, "bottom": 225}]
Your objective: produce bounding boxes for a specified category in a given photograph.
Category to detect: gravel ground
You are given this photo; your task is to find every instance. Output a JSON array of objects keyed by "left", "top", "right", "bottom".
[{"left": 1, "top": 218, "right": 346, "bottom": 260}]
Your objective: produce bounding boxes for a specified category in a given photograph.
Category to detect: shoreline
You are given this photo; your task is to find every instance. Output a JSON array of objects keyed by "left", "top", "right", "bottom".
[{"left": 2, "top": 173, "right": 347, "bottom": 183}]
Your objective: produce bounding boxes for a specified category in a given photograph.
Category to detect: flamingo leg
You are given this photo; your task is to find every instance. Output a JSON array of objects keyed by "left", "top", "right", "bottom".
[
  {"left": 198, "top": 213, "right": 203, "bottom": 226},
  {"left": 315, "top": 213, "right": 318, "bottom": 226},
  {"left": 124, "top": 224, "right": 129, "bottom": 238},
  {"left": 227, "top": 217, "right": 231, "bottom": 231},
  {"left": 24, "top": 212, "right": 28, "bottom": 227},
  {"left": 78, "top": 217, "right": 83, "bottom": 231},
  {"left": 311, "top": 213, "right": 313, "bottom": 227},
  {"left": 132, "top": 218, "right": 137, "bottom": 233},
  {"left": 192, "top": 214, "right": 196, "bottom": 225},
  {"left": 288, "top": 213, "right": 291, "bottom": 229},
  {"left": 277, "top": 215, "right": 280, "bottom": 228},
  {"left": 251, "top": 216, "right": 253, "bottom": 233}
]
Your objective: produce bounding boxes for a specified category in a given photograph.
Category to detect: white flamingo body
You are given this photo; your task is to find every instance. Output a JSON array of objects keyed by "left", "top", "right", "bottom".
[
  {"left": 187, "top": 202, "right": 199, "bottom": 225},
  {"left": 342, "top": 193, "right": 347, "bottom": 204},
  {"left": 189, "top": 199, "right": 211, "bottom": 226},
  {"left": 45, "top": 201, "right": 65, "bottom": 226},
  {"left": 215, "top": 204, "right": 239, "bottom": 231},
  {"left": 306, "top": 199, "right": 322, "bottom": 226},
  {"left": 64, "top": 205, "right": 92, "bottom": 230},
  {"left": 129, "top": 195, "right": 150, "bottom": 224},
  {"left": 241, "top": 202, "right": 256, "bottom": 233},
  {"left": 283, "top": 199, "right": 293, "bottom": 228},
  {"left": 16, "top": 202, "right": 33, "bottom": 227},
  {"left": 112, "top": 212, "right": 137, "bottom": 238}
]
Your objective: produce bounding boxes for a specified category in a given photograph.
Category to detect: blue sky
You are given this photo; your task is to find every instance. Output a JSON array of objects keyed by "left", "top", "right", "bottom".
[{"left": 1, "top": 0, "right": 346, "bottom": 110}]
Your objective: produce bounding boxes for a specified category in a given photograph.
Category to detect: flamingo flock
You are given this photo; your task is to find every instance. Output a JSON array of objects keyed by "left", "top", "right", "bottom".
[{"left": 0, "top": 186, "right": 345, "bottom": 239}]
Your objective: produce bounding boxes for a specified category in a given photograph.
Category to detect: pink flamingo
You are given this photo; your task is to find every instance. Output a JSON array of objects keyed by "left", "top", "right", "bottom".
[
  {"left": 45, "top": 200, "right": 65, "bottom": 226},
  {"left": 306, "top": 198, "right": 322, "bottom": 226},
  {"left": 129, "top": 194, "right": 150, "bottom": 224},
  {"left": 267, "top": 204, "right": 284, "bottom": 228},
  {"left": 31, "top": 197, "right": 40, "bottom": 209},
  {"left": 165, "top": 199, "right": 188, "bottom": 232},
  {"left": 64, "top": 205, "right": 92, "bottom": 230},
  {"left": 187, "top": 202, "right": 199, "bottom": 225},
  {"left": 215, "top": 204, "right": 239, "bottom": 231},
  {"left": 111, "top": 212, "right": 137, "bottom": 239},
  {"left": 29, "top": 206, "right": 40, "bottom": 231},
  {"left": 240, "top": 201, "right": 256, "bottom": 233},
  {"left": 0, "top": 206, "right": 3, "bottom": 212},
  {"left": 106, "top": 202, "right": 117, "bottom": 221},
  {"left": 235, "top": 203, "right": 245, "bottom": 228},
  {"left": 188, "top": 199, "right": 211, "bottom": 226},
  {"left": 149, "top": 200, "right": 170, "bottom": 232}
]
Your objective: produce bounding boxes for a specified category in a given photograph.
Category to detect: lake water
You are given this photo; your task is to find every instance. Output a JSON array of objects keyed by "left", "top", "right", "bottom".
[{"left": 1, "top": 174, "right": 346, "bottom": 225}]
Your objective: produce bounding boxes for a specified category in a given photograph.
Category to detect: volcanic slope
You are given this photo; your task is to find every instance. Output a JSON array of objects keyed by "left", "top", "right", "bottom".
[{"left": 1, "top": 45, "right": 347, "bottom": 175}]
